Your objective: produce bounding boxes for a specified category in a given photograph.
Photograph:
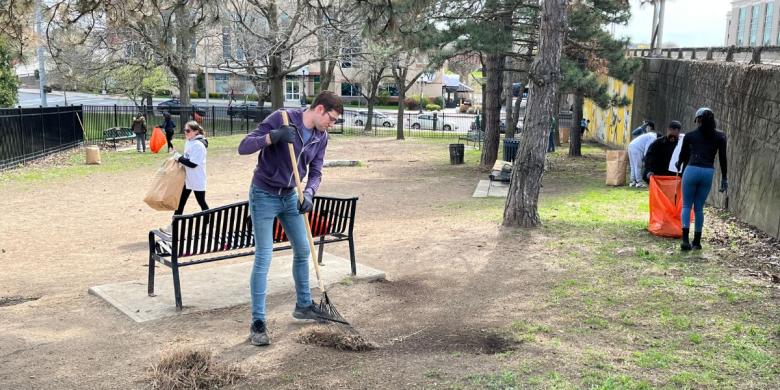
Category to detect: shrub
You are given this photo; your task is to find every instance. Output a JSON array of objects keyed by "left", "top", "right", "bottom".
[
  {"left": 189, "top": 91, "right": 199, "bottom": 99},
  {"left": 425, "top": 104, "right": 441, "bottom": 111},
  {"left": 459, "top": 104, "right": 469, "bottom": 113},
  {"left": 208, "top": 92, "right": 226, "bottom": 99},
  {"left": 377, "top": 90, "right": 390, "bottom": 106},
  {"left": 431, "top": 96, "right": 444, "bottom": 107},
  {"left": 403, "top": 97, "right": 419, "bottom": 110},
  {"left": 155, "top": 89, "right": 172, "bottom": 97}
]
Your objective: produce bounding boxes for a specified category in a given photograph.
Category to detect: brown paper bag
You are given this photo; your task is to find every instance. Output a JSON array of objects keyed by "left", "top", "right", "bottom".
[
  {"left": 605, "top": 150, "right": 628, "bottom": 186},
  {"left": 143, "top": 158, "right": 185, "bottom": 211},
  {"left": 85, "top": 146, "right": 101, "bottom": 164}
]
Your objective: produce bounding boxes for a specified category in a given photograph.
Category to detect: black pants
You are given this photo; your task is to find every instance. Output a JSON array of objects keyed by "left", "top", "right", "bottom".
[
  {"left": 165, "top": 130, "right": 175, "bottom": 151},
  {"left": 174, "top": 187, "right": 209, "bottom": 216}
]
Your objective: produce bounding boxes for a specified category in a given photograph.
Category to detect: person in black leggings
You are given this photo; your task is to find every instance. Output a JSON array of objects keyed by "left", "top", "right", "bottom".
[{"left": 676, "top": 107, "right": 728, "bottom": 251}]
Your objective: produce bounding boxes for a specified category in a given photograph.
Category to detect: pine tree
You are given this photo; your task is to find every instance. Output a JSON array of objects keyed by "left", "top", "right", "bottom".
[
  {"left": 0, "top": 37, "right": 19, "bottom": 107},
  {"left": 562, "top": 0, "right": 640, "bottom": 157},
  {"left": 502, "top": 0, "right": 567, "bottom": 227}
]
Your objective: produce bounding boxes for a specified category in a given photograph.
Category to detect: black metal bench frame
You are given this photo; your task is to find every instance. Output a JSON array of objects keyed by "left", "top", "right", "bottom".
[
  {"left": 104, "top": 127, "right": 135, "bottom": 149},
  {"left": 458, "top": 129, "right": 484, "bottom": 149},
  {"left": 147, "top": 195, "right": 358, "bottom": 310}
]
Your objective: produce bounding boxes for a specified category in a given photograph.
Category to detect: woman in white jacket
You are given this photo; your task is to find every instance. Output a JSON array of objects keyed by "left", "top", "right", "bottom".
[{"left": 173, "top": 121, "right": 209, "bottom": 219}]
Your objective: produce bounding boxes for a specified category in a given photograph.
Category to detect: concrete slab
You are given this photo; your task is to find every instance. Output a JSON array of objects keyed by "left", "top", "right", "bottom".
[
  {"left": 89, "top": 253, "right": 385, "bottom": 323},
  {"left": 472, "top": 179, "right": 509, "bottom": 198}
]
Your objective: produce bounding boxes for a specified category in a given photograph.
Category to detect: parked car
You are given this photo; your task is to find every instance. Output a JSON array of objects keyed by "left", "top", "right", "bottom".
[
  {"left": 157, "top": 98, "right": 206, "bottom": 117},
  {"left": 227, "top": 103, "right": 273, "bottom": 121},
  {"left": 347, "top": 110, "right": 397, "bottom": 127},
  {"left": 470, "top": 118, "right": 522, "bottom": 134},
  {"left": 409, "top": 113, "right": 459, "bottom": 131}
]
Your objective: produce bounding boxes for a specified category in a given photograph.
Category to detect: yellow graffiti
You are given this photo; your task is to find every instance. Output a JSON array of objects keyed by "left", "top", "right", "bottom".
[{"left": 582, "top": 77, "right": 634, "bottom": 148}]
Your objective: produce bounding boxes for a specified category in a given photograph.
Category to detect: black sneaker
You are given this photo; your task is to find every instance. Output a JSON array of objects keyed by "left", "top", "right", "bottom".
[
  {"left": 292, "top": 303, "right": 328, "bottom": 322},
  {"left": 249, "top": 320, "right": 270, "bottom": 346}
]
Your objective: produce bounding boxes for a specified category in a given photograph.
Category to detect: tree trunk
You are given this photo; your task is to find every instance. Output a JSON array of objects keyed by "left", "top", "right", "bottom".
[
  {"left": 568, "top": 90, "right": 584, "bottom": 157},
  {"left": 480, "top": 53, "right": 505, "bottom": 167},
  {"left": 396, "top": 86, "right": 405, "bottom": 139},
  {"left": 554, "top": 92, "right": 562, "bottom": 146},
  {"left": 503, "top": 0, "right": 567, "bottom": 228},
  {"left": 175, "top": 70, "right": 190, "bottom": 107},
  {"left": 269, "top": 55, "right": 284, "bottom": 109},
  {"left": 509, "top": 82, "right": 524, "bottom": 136},
  {"left": 504, "top": 70, "right": 515, "bottom": 138}
]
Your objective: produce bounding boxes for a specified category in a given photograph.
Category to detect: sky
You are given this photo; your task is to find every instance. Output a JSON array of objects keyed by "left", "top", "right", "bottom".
[{"left": 612, "top": 0, "right": 734, "bottom": 47}]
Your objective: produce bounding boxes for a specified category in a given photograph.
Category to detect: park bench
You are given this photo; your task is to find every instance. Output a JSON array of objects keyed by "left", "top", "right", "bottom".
[
  {"left": 147, "top": 195, "right": 358, "bottom": 310},
  {"left": 103, "top": 127, "right": 135, "bottom": 149},
  {"left": 458, "top": 128, "right": 484, "bottom": 149}
]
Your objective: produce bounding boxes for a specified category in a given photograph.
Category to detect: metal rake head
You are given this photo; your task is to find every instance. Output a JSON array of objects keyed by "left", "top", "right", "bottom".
[{"left": 317, "top": 292, "right": 350, "bottom": 325}]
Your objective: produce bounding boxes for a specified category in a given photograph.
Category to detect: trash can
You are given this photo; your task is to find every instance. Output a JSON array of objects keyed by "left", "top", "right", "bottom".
[
  {"left": 449, "top": 143, "right": 464, "bottom": 165},
  {"left": 503, "top": 138, "right": 520, "bottom": 162}
]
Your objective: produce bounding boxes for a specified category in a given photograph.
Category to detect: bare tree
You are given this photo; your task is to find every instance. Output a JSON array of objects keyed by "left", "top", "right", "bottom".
[
  {"left": 47, "top": 0, "right": 219, "bottom": 107},
  {"left": 503, "top": 0, "right": 567, "bottom": 228},
  {"left": 221, "top": 0, "right": 349, "bottom": 109},
  {"left": 338, "top": 40, "right": 396, "bottom": 132}
]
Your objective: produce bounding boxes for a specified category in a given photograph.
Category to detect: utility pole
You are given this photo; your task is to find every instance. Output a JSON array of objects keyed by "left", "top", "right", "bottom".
[
  {"left": 204, "top": 38, "right": 209, "bottom": 106},
  {"left": 651, "top": 0, "right": 667, "bottom": 56},
  {"left": 35, "top": 0, "right": 47, "bottom": 107}
]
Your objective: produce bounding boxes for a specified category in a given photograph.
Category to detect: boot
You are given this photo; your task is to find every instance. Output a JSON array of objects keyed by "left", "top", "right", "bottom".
[
  {"left": 692, "top": 231, "right": 702, "bottom": 250},
  {"left": 681, "top": 228, "right": 692, "bottom": 251}
]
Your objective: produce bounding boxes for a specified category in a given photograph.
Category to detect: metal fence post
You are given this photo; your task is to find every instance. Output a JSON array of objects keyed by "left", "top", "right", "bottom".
[
  {"left": 211, "top": 105, "right": 216, "bottom": 136},
  {"left": 113, "top": 104, "right": 118, "bottom": 127},
  {"left": 40, "top": 105, "right": 45, "bottom": 152},
  {"left": 57, "top": 105, "right": 62, "bottom": 146}
]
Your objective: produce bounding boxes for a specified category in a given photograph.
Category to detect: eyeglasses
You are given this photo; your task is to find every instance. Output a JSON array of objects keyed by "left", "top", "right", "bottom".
[
  {"left": 324, "top": 111, "right": 339, "bottom": 124},
  {"left": 184, "top": 128, "right": 194, "bottom": 133}
]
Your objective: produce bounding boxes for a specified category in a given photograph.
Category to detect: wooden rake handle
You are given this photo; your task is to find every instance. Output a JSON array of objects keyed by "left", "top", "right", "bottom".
[{"left": 280, "top": 111, "right": 327, "bottom": 294}]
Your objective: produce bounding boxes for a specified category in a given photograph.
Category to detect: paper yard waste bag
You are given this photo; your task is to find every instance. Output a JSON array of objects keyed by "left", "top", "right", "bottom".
[
  {"left": 648, "top": 175, "right": 689, "bottom": 238},
  {"left": 85, "top": 145, "right": 101, "bottom": 164},
  {"left": 143, "top": 158, "right": 185, "bottom": 211},
  {"left": 149, "top": 126, "right": 166, "bottom": 154},
  {"left": 605, "top": 150, "right": 628, "bottom": 186}
]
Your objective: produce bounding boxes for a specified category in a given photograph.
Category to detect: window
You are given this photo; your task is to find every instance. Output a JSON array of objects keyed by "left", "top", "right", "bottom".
[
  {"left": 749, "top": 5, "right": 760, "bottom": 46},
  {"left": 222, "top": 26, "right": 232, "bottom": 60},
  {"left": 340, "top": 39, "right": 361, "bottom": 68},
  {"left": 341, "top": 83, "right": 361, "bottom": 97},
  {"left": 312, "top": 75, "right": 321, "bottom": 94},
  {"left": 737, "top": 7, "right": 747, "bottom": 46},
  {"left": 767, "top": 2, "right": 776, "bottom": 45},
  {"left": 285, "top": 77, "right": 300, "bottom": 101},
  {"left": 214, "top": 74, "right": 229, "bottom": 94},
  {"left": 379, "top": 84, "right": 399, "bottom": 96}
]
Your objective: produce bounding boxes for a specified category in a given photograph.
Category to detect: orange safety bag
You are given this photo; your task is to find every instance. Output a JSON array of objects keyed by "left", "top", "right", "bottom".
[
  {"left": 647, "top": 175, "right": 689, "bottom": 238},
  {"left": 149, "top": 126, "right": 167, "bottom": 153}
]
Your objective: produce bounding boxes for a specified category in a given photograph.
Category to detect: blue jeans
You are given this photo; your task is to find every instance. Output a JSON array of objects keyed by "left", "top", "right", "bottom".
[
  {"left": 249, "top": 185, "right": 312, "bottom": 321},
  {"left": 681, "top": 165, "right": 714, "bottom": 232}
]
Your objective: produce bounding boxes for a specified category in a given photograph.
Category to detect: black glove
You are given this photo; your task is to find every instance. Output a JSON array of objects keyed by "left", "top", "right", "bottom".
[
  {"left": 269, "top": 125, "right": 296, "bottom": 144},
  {"left": 719, "top": 178, "right": 728, "bottom": 193},
  {"left": 298, "top": 192, "right": 313, "bottom": 214}
]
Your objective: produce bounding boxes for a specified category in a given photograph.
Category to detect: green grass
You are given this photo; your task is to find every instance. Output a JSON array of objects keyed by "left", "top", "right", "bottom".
[
  {"left": 455, "top": 144, "right": 778, "bottom": 388},
  {"left": 0, "top": 134, "right": 246, "bottom": 185}
]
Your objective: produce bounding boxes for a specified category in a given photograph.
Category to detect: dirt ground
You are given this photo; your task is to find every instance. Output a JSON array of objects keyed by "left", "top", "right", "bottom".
[{"left": 0, "top": 137, "right": 777, "bottom": 389}]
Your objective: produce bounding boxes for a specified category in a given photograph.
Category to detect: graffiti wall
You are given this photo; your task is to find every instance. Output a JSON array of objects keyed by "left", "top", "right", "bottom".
[{"left": 582, "top": 77, "right": 634, "bottom": 148}]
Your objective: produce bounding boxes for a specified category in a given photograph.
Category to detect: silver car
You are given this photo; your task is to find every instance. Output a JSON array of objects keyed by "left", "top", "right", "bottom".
[{"left": 409, "top": 113, "right": 459, "bottom": 131}]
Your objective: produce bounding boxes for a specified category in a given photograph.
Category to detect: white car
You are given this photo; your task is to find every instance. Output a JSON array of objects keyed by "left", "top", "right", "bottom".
[
  {"left": 409, "top": 113, "right": 459, "bottom": 131},
  {"left": 350, "top": 111, "right": 397, "bottom": 127}
]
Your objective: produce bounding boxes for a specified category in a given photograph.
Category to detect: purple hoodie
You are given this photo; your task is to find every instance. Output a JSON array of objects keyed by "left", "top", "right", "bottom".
[{"left": 238, "top": 109, "right": 328, "bottom": 197}]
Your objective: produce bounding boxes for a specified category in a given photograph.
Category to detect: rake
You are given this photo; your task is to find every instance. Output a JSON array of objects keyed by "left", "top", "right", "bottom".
[{"left": 281, "top": 111, "right": 349, "bottom": 325}]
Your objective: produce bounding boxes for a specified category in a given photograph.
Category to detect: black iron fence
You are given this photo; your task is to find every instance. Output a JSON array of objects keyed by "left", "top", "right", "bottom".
[
  {"left": 2, "top": 103, "right": 572, "bottom": 170},
  {"left": 0, "top": 106, "right": 84, "bottom": 170}
]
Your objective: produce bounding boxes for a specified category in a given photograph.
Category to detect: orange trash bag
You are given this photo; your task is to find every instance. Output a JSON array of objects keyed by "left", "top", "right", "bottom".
[
  {"left": 647, "top": 175, "right": 688, "bottom": 238},
  {"left": 149, "top": 126, "right": 166, "bottom": 154}
]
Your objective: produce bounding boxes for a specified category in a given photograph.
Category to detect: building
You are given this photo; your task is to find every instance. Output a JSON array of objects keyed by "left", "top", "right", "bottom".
[{"left": 725, "top": 0, "right": 779, "bottom": 46}]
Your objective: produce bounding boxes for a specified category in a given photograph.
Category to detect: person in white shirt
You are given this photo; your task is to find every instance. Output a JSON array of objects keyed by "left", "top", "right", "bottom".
[
  {"left": 173, "top": 121, "right": 209, "bottom": 220},
  {"left": 627, "top": 131, "right": 660, "bottom": 187}
]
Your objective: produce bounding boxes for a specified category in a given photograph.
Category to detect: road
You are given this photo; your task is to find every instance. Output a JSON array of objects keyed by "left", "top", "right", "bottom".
[{"left": 16, "top": 89, "right": 235, "bottom": 108}]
